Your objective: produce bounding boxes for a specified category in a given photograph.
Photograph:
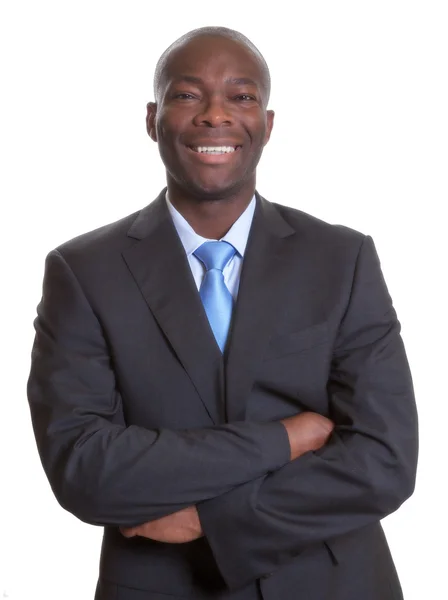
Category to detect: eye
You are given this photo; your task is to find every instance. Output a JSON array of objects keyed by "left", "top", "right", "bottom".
[
  {"left": 234, "top": 94, "right": 256, "bottom": 102},
  {"left": 173, "top": 93, "right": 196, "bottom": 100}
]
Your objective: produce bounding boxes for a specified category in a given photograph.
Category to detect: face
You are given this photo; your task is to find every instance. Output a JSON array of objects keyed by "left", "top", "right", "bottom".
[{"left": 147, "top": 35, "right": 274, "bottom": 200}]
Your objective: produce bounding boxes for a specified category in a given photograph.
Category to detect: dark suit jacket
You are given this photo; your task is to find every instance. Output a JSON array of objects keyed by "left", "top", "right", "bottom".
[{"left": 27, "top": 190, "right": 418, "bottom": 600}]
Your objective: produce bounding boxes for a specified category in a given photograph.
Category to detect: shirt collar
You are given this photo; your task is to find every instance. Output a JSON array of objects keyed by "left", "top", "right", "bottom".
[{"left": 166, "top": 193, "right": 256, "bottom": 258}]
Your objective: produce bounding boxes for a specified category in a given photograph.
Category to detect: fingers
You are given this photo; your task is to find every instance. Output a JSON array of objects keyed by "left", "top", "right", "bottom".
[{"left": 119, "top": 526, "right": 137, "bottom": 538}]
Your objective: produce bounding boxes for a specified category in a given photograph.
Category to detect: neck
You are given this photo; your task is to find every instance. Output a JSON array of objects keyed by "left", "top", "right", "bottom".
[{"left": 166, "top": 180, "right": 255, "bottom": 239}]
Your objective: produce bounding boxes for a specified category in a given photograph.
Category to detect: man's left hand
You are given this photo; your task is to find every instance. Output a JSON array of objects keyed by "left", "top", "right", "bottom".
[{"left": 120, "top": 505, "right": 203, "bottom": 543}]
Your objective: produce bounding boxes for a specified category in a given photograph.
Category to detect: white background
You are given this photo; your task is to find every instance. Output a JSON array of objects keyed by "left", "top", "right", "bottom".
[{"left": 0, "top": 1, "right": 447, "bottom": 599}]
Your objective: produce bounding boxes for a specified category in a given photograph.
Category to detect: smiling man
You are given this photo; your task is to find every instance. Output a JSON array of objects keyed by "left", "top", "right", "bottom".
[
  {"left": 146, "top": 30, "right": 274, "bottom": 239},
  {"left": 27, "top": 27, "right": 418, "bottom": 600}
]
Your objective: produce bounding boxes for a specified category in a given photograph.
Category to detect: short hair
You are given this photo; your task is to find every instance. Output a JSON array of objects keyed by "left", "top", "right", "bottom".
[{"left": 153, "top": 26, "right": 271, "bottom": 104}]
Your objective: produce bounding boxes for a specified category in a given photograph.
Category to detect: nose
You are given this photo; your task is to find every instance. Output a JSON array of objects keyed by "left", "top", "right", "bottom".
[{"left": 193, "top": 95, "right": 232, "bottom": 128}]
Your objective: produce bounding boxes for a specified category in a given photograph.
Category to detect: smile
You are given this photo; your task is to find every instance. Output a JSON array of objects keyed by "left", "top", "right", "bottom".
[{"left": 188, "top": 145, "right": 241, "bottom": 154}]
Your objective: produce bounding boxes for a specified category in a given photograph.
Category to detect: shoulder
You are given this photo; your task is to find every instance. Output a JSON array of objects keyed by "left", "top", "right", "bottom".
[
  {"left": 266, "top": 199, "right": 366, "bottom": 248},
  {"left": 258, "top": 198, "right": 374, "bottom": 280},
  {"left": 54, "top": 191, "right": 167, "bottom": 265},
  {"left": 55, "top": 210, "right": 140, "bottom": 260}
]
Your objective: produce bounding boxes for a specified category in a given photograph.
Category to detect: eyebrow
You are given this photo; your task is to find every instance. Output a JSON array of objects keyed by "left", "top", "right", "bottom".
[
  {"left": 227, "top": 77, "right": 258, "bottom": 87},
  {"left": 174, "top": 75, "right": 203, "bottom": 85},
  {"left": 172, "top": 75, "right": 259, "bottom": 87}
]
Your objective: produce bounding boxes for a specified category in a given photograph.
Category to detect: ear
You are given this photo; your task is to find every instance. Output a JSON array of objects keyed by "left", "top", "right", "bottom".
[
  {"left": 146, "top": 102, "right": 158, "bottom": 142},
  {"left": 264, "top": 110, "right": 275, "bottom": 145}
]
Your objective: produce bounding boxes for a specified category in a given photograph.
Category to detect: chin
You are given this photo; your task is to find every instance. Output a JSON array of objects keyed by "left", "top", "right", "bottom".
[
  {"left": 196, "top": 189, "right": 233, "bottom": 202},
  {"left": 167, "top": 165, "right": 254, "bottom": 202},
  {"left": 185, "top": 177, "right": 249, "bottom": 202}
]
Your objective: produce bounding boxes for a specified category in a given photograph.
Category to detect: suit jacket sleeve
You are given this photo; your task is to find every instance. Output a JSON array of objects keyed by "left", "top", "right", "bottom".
[
  {"left": 27, "top": 249, "right": 290, "bottom": 527},
  {"left": 198, "top": 235, "right": 418, "bottom": 590}
]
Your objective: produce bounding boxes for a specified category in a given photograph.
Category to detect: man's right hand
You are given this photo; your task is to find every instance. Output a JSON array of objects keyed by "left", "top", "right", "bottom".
[{"left": 280, "top": 412, "right": 335, "bottom": 461}]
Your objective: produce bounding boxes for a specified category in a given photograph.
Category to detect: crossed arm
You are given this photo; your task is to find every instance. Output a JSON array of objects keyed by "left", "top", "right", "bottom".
[
  {"left": 28, "top": 237, "right": 418, "bottom": 590},
  {"left": 120, "top": 412, "right": 335, "bottom": 542}
]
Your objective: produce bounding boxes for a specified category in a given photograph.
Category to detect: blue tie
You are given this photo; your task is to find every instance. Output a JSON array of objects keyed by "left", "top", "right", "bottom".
[{"left": 194, "top": 241, "right": 237, "bottom": 352}]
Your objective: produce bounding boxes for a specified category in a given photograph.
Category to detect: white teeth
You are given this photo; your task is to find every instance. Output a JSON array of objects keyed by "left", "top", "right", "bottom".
[{"left": 194, "top": 146, "right": 237, "bottom": 154}]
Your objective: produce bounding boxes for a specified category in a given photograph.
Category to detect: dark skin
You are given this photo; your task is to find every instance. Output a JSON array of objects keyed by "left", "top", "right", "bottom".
[
  {"left": 121, "top": 35, "right": 335, "bottom": 542},
  {"left": 146, "top": 34, "right": 274, "bottom": 239}
]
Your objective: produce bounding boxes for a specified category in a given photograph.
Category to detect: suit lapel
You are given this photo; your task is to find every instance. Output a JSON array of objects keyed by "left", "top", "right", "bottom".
[
  {"left": 122, "top": 191, "right": 224, "bottom": 424},
  {"left": 225, "top": 195, "right": 297, "bottom": 422}
]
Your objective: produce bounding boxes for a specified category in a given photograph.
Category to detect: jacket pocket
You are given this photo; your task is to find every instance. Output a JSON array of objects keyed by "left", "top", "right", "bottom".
[{"left": 263, "top": 321, "right": 328, "bottom": 361}]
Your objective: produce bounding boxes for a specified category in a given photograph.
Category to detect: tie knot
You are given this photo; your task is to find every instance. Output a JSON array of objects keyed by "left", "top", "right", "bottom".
[{"left": 194, "top": 241, "right": 236, "bottom": 272}]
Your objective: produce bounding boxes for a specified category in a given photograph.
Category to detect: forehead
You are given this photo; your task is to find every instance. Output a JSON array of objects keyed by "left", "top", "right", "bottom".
[{"left": 162, "top": 36, "right": 265, "bottom": 86}]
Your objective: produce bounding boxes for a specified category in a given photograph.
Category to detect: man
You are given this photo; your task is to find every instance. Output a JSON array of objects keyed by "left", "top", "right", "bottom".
[{"left": 27, "top": 26, "right": 418, "bottom": 600}]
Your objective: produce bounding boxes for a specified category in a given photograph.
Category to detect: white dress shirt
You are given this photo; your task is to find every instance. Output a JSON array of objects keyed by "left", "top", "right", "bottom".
[{"left": 166, "top": 194, "right": 256, "bottom": 300}]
